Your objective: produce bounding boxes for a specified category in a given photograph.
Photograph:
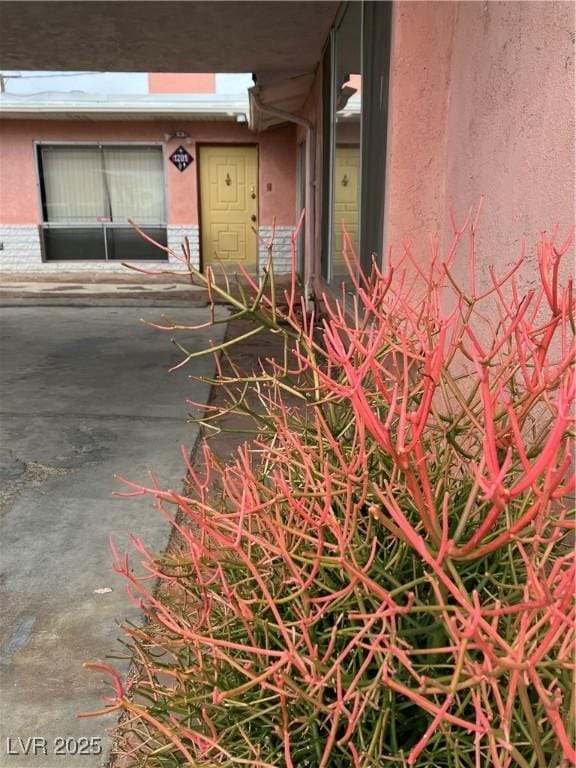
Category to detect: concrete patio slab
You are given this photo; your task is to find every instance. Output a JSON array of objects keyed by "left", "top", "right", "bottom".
[
  {"left": 0, "top": 279, "right": 209, "bottom": 305},
  {"left": 0, "top": 304, "right": 227, "bottom": 767}
]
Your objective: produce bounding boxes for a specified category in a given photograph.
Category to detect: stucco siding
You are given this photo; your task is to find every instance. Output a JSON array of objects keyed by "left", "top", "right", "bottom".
[
  {"left": 384, "top": 1, "right": 458, "bottom": 253},
  {"left": 0, "top": 120, "right": 297, "bottom": 271},
  {"left": 385, "top": 1, "right": 575, "bottom": 283},
  {"left": 444, "top": 1, "right": 575, "bottom": 292}
]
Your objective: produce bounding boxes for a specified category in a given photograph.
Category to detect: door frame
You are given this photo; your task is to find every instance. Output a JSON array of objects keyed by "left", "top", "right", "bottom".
[{"left": 196, "top": 142, "right": 260, "bottom": 274}]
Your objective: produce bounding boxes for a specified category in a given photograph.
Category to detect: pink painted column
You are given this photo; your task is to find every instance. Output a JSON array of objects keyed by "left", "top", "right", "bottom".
[{"left": 384, "top": 0, "right": 575, "bottom": 290}]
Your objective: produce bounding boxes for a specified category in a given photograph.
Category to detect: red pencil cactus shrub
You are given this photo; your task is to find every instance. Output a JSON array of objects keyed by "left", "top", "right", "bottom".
[{"left": 84, "top": 209, "right": 575, "bottom": 767}]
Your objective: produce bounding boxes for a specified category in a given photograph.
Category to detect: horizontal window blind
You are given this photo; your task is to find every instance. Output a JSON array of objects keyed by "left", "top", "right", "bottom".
[
  {"left": 41, "top": 145, "right": 165, "bottom": 225},
  {"left": 42, "top": 147, "right": 107, "bottom": 223},
  {"left": 103, "top": 148, "right": 166, "bottom": 224}
]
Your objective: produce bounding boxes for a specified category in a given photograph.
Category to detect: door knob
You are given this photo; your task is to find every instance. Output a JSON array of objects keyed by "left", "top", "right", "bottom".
[{"left": 251, "top": 214, "right": 257, "bottom": 222}]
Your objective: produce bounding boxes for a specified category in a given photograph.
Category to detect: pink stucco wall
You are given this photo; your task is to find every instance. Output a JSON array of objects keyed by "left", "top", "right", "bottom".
[
  {"left": 148, "top": 73, "right": 216, "bottom": 93},
  {"left": 0, "top": 120, "right": 296, "bottom": 227},
  {"left": 385, "top": 1, "right": 575, "bottom": 286}
]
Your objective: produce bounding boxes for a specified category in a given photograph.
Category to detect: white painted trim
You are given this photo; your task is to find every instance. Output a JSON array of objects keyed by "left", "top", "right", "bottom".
[
  {"left": 0, "top": 94, "right": 249, "bottom": 119},
  {"left": 34, "top": 140, "right": 165, "bottom": 146}
]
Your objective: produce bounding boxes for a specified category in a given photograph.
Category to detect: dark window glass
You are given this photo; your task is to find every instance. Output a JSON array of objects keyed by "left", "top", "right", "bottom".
[
  {"left": 106, "top": 228, "right": 168, "bottom": 261},
  {"left": 360, "top": 1, "right": 392, "bottom": 268},
  {"left": 321, "top": 41, "right": 334, "bottom": 280},
  {"left": 42, "top": 228, "right": 105, "bottom": 261}
]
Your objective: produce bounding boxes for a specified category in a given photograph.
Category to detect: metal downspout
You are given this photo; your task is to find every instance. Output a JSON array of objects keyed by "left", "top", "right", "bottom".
[{"left": 250, "top": 92, "right": 315, "bottom": 308}]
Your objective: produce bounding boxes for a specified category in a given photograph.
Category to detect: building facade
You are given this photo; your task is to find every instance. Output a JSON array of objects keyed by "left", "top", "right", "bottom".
[
  {"left": 0, "top": 1, "right": 573, "bottom": 298},
  {"left": 0, "top": 72, "right": 297, "bottom": 274}
]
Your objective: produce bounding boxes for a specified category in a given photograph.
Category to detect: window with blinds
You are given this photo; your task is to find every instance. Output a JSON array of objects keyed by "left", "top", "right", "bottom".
[{"left": 38, "top": 145, "right": 168, "bottom": 261}]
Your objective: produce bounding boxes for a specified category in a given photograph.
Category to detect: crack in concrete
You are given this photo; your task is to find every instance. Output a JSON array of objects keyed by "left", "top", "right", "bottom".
[{"left": 0, "top": 462, "right": 74, "bottom": 514}]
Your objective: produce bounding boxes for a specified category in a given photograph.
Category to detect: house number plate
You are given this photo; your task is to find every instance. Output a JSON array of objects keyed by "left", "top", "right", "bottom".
[{"left": 169, "top": 145, "right": 193, "bottom": 172}]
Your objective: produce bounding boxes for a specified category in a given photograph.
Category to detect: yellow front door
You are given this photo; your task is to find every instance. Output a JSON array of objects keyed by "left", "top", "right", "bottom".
[
  {"left": 198, "top": 145, "right": 258, "bottom": 272},
  {"left": 332, "top": 145, "right": 360, "bottom": 279}
]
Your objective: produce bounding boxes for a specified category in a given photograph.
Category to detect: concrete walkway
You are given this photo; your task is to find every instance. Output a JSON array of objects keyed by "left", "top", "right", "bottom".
[
  {"left": 0, "top": 303, "right": 226, "bottom": 767},
  {"left": 0, "top": 275, "right": 208, "bottom": 306}
]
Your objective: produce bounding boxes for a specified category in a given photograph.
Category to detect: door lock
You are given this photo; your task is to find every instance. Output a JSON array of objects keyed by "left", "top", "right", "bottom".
[{"left": 251, "top": 214, "right": 257, "bottom": 222}]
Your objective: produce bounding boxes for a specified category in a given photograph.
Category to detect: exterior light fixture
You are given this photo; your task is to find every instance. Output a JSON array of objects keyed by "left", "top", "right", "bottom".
[{"left": 164, "top": 130, "right": 191, "bottom": 142}]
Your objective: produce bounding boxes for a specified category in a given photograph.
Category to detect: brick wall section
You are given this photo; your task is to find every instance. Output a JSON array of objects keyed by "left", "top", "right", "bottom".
[
  {"left": 258, "top": 226, "right": 295, "bottom": 275},
  {"left": 166, "top": 226, "right": 200, "bottom": 270},
  {"left": 0, "top": 225, "right": 195, "bottom": 273},
  {"left": 0, "top": 226, "right": 43, "bottom": 270},
  {"left": 0, "top": 225, "right": 297, "bottom": 275}
]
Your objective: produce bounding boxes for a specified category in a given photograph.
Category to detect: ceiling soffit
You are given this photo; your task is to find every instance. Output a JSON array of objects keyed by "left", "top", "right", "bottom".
[{"left": 0, "top": 2, "right": 339, "bottom": 74}]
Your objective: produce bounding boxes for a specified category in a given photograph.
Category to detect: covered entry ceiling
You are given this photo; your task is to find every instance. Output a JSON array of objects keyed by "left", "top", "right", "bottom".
[{"left": 0, "top": 1, "right": 338, "bottom": 74}]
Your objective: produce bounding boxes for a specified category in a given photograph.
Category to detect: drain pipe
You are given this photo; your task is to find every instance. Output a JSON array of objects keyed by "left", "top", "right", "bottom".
[{"left": 250, "top": 91, "right": 315, "bottom": 308}]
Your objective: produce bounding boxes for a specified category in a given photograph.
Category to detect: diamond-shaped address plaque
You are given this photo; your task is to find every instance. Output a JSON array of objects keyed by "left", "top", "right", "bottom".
[{"left": 169, "top": 145, "right": 193, "bottom": 172}]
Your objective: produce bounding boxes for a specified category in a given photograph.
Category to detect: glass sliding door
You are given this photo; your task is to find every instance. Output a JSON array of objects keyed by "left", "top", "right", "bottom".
[
  {"left": 331, "top": 1, "right": 362, "bottom": 282},
  {"left": 321, "top": 1, "right": 392, "bottom": 286},
  {"left": 38, "top": 144, "right": 168, "bottom": 262},
  {"left": 360, "top": 1, "right": 392, "bottom": 265}
]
